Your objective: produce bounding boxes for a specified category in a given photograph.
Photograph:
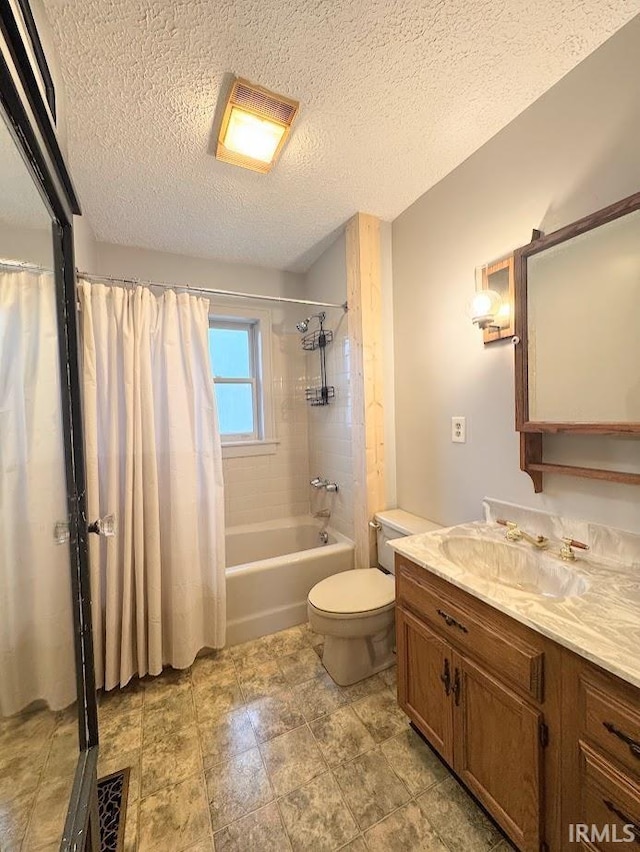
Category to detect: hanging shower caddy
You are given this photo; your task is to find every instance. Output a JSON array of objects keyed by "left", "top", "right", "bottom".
[{"left": 301, "top": 312, "right": 335, "bottom": 406}]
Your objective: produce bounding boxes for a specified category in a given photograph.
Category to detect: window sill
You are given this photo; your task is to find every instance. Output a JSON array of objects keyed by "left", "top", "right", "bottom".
[{"left": 222, "top": 440, "right": 280, "bottom": 459}]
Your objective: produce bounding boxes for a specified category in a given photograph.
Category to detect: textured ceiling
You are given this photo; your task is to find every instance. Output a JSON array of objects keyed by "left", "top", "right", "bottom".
[{"left": 42, "top": 0, "right": 639, "bottom": 271}]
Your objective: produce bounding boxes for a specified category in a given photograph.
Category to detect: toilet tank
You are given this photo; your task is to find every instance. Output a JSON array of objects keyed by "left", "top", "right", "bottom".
[{"left": 375, "top": 509, "right": 441, "bottom": 574}]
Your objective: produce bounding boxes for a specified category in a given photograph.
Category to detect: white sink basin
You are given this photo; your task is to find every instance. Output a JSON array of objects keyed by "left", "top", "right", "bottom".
[{"left": 439, "top": 536, "right": 589, "bottom": 599}]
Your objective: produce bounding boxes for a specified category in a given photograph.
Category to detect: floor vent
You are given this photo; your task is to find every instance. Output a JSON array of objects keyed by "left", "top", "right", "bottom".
[{"left": 97, "top": 767, "right": 130, "bottom": 852}]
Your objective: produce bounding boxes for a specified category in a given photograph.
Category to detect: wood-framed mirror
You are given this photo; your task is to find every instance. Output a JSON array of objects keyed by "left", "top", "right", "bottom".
[{"left": 514, "top": 190, "right": 640, "bottom": 492}]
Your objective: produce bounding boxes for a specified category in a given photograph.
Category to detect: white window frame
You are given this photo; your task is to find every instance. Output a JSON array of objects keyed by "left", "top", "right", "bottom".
[{"left": 209, "top": 305, "right": 277, "bottom": 458}]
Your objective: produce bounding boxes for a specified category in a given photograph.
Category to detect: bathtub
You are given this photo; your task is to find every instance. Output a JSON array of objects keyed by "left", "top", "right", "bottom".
[{"left": 225, "top": 516, "right": 354, "bottom": 646}]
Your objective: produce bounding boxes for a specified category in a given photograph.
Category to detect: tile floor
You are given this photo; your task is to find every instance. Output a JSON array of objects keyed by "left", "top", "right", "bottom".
[
  {"left": 0, "top": 696, "right": 79, "bottom": 851},
  {"left": 0, "top": 623, "right": 516, "bottom": 851}
]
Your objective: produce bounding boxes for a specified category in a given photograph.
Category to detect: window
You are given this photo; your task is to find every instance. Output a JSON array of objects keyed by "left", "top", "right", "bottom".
[{"left": 208, "top": 308, "right": 276, "bottom": 456}]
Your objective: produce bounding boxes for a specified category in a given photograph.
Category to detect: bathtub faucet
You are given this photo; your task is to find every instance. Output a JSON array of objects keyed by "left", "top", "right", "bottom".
[{"left": 309, "top": 476, "right": 339, "bottom": 493}]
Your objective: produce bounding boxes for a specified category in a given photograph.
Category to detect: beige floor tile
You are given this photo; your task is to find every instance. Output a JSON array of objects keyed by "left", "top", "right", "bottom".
[
  {"left": 261, "top": 625, "right": 307, "bottom": 657},
  {"left": 333, "top": 748, "right": 410, "bottom": 830},
  {"left": 246, "top": 689, "right": 306, "bottom": 743},
  {"left": 381, "top": 728, "right": 447, "bottom": 795},
  {"left": 0, "top": 747, "right": 49, "bottom": 804},
  {"left": 380, "top": 664, "right": 397, "bottom": 692},
  {"left": 278, "top": 771, "right": 359, "bottom": 852},
  {"left": 0, "top": 707, "right": 56, "bottom": 754},
  {"left": 199, "top": 707, "right": 257, "bottom": 767},
  {"left": 293, "top": 673, "right": 348, "bottom": 722},
  {"left": 337, "top": 837, "right": 368, "bottom": 851},
  {"left": 99, "top": 706, "right": 143, "bottom": 762},
  {"left": 228, "top": 636, "right": 271, "bottom": 663},
  {"left": 194, "top": 677, "right": 245, "bottom": 725},
  {"left": 278, "top": 648, "right": 325, "bottom": 686},
  {"left": 213, "top": 801, "right": 291, "bottom": 852},
  {"left": 309, "top": 705, "right": 375, "bottom": 767},
  {"left": 22, "top": 775, "right": 73, "bottom": 850},
  {"left": 182, "top": 836, "right": 215, "bottom": 851},
  {"left": 364, "top": 799, "right": 449, "bottom": 851},
  {"left": 260, "top": 725, "right": 326, "bottom": 796},
  {"left": 142, "top": 690, "right": 195, "bottom": 742},
  {"left": 237, "top": 659, "right": 288, "bottom": 703},
  {"left": 98, "top": 751, "right": 142, "bottom": 803},
  {"left": 417, "top": 777, "right": 503, "bottom": 852},
  {"left": 0, "top": 789, "right": 35, "bottom": 852},
  {"left": 41, "top": 725, "right": 78, "bottom": 785},
  {"left": 351, "top": 690, "right": 408, "bottom": 743},
  {"left": 205, "top": 747, "right": 273, "bottom": 831},
  {"left": 123, "top": 790, "right": 139, "bottom": 852},
  {"left": 138, "top": 775, "right": 211, "bottom": 852},
  {"left": 340, "top": 672, "right": 389, "bottom": 703},
  {"left": 191, "top": 656, "right": 237, "bottom": 689},
  {"left": 299, "top": 622, "right": 324, "bottom": 649},
  {"left": 98, "top": 680, "right": 144, "bottom": 722},
  {"left": 143, "top": 667, "right": 192, "bottom": 705},
  {"left": 141, "top": 725, "right": 203, "bottom": 797}
]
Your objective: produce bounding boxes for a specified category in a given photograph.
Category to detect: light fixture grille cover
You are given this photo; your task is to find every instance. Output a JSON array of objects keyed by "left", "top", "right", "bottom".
[
  {"left": 233, "top": 82, "right": 297, "bottom": 125},
  {"left": 216, "top": 78, "right": 299, "bottom": 173}
]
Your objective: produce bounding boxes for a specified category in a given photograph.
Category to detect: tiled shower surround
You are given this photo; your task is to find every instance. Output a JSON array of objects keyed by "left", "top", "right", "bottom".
[
  {"left": 222, "top": 306, "right": 311, "bottom": 528},
  {"left": 307, "top": 310, "right": 353, "bottom": 539},
  {"left": 222, "top": 302, "right": 354, "bottom": 540}
]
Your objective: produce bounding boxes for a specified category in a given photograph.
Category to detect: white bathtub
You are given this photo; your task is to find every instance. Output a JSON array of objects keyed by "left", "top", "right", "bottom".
[{"left": 225, "top": 516, "right": 354, "bottom": 646}]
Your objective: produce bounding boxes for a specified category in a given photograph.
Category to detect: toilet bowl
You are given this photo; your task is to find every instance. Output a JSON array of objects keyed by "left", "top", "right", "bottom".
[
  {"left": 307, "top": 509, "right": 442, "bottom": 686},
  {"left": 308, "top": 569, "right": 396, "bottom": 686}
]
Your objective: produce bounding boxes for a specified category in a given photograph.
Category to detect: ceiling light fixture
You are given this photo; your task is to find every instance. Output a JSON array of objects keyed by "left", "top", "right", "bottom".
[{"left": 216, "top": 78, "right": 299, "bottom": 174}]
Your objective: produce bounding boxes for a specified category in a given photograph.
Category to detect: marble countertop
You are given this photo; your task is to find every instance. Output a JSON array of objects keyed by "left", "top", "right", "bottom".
[{"left": 390, "top": 521, "right": 640, "bottom": 690}]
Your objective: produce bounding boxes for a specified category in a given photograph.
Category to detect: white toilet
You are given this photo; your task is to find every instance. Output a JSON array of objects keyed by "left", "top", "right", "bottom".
[{"left": 307, "top": 509, "right": 441, "bottom": 686}]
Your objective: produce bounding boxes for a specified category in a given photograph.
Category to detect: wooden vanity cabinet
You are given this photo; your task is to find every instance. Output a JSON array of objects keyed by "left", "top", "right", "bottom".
[
  {"left": 395, "top": 555, "right": 563, "bottom": 852},
  {"left": 562, "top": 656, "right": 640, "bottom": 851},
  {"left": 396, "top": 554, "right": 640, "bottom": 852}
]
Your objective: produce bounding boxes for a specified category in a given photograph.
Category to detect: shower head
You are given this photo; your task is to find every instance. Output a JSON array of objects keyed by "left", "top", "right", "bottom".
[{"left": 296, "top": 311, "right": 325, "bottom": 334}]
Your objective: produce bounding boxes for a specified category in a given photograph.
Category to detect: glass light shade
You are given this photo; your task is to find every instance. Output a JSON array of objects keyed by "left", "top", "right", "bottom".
[
  {"left": 222, "top": 107, "right": 286, "bottom": 163},
  {"left": 468, "top": 289, "right": 503, "bottom": 329}
]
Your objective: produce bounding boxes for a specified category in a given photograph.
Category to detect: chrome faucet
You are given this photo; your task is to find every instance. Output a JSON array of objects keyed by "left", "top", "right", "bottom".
[
  {"left": 497, "top": 519, "right": 548, "bottom": 549},
  {"left": 309, "top": 476, "right": 339, "bottom": 493}
]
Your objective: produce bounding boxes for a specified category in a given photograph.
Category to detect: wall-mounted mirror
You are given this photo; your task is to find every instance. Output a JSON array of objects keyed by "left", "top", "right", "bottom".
[
  {"left": 514, "top": 191, "right": 640, "bottom": 491},
  {"left": 0, "top": 96, "right": 80, "bottom": 852}
]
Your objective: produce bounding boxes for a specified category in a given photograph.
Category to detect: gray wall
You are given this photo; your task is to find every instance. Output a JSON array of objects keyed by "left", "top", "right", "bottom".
[{"left": 392, "top": 16, "right": 640, "bottom": 533}]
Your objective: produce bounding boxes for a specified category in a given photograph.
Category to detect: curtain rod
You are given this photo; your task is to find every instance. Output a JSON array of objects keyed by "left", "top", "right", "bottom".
[
  {"left": 76, "top": 270, "right": 348, "bottom": 311},
  {"left": 0, "top": 258, "right": 53, "bottom": 275}
]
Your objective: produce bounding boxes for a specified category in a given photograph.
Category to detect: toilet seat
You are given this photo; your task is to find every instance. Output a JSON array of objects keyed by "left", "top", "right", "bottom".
[{"left": 308, "top": 569, "right": 395, "bottom": 616}]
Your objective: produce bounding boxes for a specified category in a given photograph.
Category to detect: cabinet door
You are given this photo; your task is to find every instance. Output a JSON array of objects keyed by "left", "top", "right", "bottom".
[
  {"left": 396, "top": 605, "right": 454, "bottom": 764},
  {"left": 576, "top": 742, "right": 640, "bottom": 851},
  {"left": 453, "top": 655, "right": 543, "bottom": 852}
]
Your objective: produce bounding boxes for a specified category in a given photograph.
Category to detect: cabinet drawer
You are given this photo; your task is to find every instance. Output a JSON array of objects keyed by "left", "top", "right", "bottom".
[
  {"left": 579, "top": 742, "right": 640, "bottom": 849},
  {"left": 396, "top": 564, "right": 544, "bottom": 701},
  {"left": 580, "top": 676, "right": 640, "bottom": 779}
]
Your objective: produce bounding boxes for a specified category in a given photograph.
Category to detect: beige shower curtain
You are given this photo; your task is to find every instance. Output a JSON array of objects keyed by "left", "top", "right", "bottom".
[
  {"left": 0, "top": 269, "right": 77, "bottom": 715},
  {"left": 79, "top": 281, "right": 225, "bottom": 691}
]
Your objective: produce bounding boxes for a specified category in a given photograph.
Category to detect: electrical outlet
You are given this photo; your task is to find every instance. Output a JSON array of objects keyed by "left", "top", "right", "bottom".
[{"left": 452, "top": 416, "right": 466, "bottom": 443}]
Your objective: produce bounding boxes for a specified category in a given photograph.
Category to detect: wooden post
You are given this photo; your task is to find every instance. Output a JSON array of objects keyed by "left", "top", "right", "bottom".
[{"left": 346, "top": 213, "right": 385, "bottom": 568}]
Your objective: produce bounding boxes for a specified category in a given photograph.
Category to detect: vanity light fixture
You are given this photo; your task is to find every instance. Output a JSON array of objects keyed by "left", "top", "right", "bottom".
[
  {"left": 470, "top": 255, "right": 515, "bottom": 344},
  {"left": 216, "top": 78, "right": 299, "bottom": 174}
]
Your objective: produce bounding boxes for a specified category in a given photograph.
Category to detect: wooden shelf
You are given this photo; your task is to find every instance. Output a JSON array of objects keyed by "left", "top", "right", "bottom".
[{"left": 527, "top": 462, "right": 640, "bottom": 486}]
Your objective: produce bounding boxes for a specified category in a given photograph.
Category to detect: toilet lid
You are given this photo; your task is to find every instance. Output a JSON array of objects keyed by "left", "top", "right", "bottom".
[{"left": 308, "top": 569, "right": 395, "bottom": 614}]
